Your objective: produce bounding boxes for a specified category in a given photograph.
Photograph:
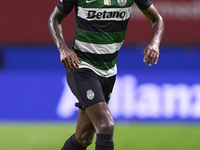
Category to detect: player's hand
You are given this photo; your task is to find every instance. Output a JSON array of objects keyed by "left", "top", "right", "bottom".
[
  {"left": 59, "top": 48, "right": 80, "bottom": 71},
  {"left": 143, "top": 44, "right": 159, "bottom": 66}
]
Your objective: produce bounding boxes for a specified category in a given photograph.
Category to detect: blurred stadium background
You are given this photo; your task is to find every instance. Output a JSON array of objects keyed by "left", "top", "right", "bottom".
[{"left": 1, "top": 0, "right": 200, "bottom": 150}]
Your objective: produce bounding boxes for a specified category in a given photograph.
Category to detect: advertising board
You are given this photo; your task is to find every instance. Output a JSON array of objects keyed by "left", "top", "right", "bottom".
[{"left": 0, "top": 45, "right": 200, "bottom": 122}]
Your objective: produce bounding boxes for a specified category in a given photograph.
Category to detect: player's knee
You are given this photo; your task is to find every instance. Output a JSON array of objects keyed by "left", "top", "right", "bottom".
[{"left": 98, "top": 121, "right": 115, "bottom": 134}]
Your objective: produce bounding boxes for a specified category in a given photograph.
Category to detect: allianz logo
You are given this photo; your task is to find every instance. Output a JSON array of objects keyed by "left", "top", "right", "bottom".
[
  {"left": 87, "top": 10, "right": 126, "bottom": 19},
  {"left": 56, "top": 75, "right": 200, "bottom": 119}
]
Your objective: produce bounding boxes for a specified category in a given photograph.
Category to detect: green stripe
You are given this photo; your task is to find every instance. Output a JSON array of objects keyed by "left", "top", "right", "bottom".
[
  {"left": 75, "top": 27, "right": 126, "bottom": 44},
  {"left": 79, "top": 57, "right": 117, "bottom": 70}
]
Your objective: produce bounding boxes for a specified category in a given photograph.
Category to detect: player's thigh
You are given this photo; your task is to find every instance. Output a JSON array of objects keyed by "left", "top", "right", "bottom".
[{"left": 85, "top": 102, "right": 114, "bottom": 134}]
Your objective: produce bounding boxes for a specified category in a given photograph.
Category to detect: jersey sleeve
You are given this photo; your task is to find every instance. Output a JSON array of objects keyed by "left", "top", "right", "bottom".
[
  {"left": 56, "top": 0, "right": 76, "bottom": 14},
  {"left": 135, "top": 0, "right": 152, "bottom": 10}
]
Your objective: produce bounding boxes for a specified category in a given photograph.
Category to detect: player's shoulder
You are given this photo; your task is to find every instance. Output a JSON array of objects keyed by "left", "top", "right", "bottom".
[
  {"left": 135, "top": 0, "right": 152, "bottom": 10},
  {"left": 57, "top": 0, "right": 77, "bottom": 14},
  {"left": 59, "top": 0, "right": 77, "bottom": 5}
]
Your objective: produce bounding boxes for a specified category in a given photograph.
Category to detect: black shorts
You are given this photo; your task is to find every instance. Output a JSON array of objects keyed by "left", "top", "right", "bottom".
[{"left": 67, "top": 68, "right": 116, "bottom": 110}]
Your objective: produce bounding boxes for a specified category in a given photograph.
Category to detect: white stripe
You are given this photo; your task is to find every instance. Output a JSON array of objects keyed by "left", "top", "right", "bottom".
[
  {"left": 79, "top": 61, "right": 117, "bottom": 78},
  {"left": 74, "top": 39, "right": 123, "bottom": 54},
  {"left": 77, "top": 6, "right": 132, "bottom": 21}
]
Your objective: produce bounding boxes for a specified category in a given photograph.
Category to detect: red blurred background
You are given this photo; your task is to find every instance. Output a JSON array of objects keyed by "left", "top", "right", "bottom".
[{"left": 1, "top": 0, "right": 200, "bottom": 45}]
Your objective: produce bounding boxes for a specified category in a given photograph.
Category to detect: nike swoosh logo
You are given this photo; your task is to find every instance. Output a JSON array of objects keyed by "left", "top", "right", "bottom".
[{"left": 86, "top": 0, "right": 96, "bottom": 3}]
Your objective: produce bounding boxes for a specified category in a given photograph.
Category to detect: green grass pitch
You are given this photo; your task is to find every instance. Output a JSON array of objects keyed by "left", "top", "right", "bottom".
[{"left": 0, "top": 123, "right": 200, "bottom": 150}]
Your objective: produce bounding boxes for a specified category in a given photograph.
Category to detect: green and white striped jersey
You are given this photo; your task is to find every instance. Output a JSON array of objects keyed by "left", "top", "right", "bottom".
[{"left": 57, "top": 0, "right": 152, "bottom": 77}]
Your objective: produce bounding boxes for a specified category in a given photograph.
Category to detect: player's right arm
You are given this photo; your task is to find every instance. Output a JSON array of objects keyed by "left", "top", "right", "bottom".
[{"left": 48, "top": 1, "right": 80, "bottom": 71}]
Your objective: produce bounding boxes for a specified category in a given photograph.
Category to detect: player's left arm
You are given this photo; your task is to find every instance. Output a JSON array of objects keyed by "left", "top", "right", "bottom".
[{"left": 141, "top": 4, "right": 164, "bottom": 66}]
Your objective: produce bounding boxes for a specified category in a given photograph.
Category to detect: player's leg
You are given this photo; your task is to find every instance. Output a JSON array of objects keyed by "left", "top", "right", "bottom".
[
  {"left": 70, "top": 101, "right": 115, "bottom": 149},
  {"left": 86, "top": 74, "right": 116, "bottom": 150},
  {"left": 61, "top": 109, "right": 95, "bottom": 150},
  {"left": 63, "top": 68, "right": 116, "bottom": 150},
  {"left": 72, "top": 102, "right": 115, "bottom": 150},
  {"left": 85, "top": 102, "right": 114, "bottom": 134},
  {"left": 85, "top": 102, "right": 115, "bottom": 150},
  {"left": 61, "top": 102, "right": 114, "bottom": 150},
  {"left": 75, "top": 109, "right": 95, "bottom": 147}
]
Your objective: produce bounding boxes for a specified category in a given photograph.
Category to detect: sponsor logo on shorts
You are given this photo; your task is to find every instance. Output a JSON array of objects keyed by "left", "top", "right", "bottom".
[{"left": 87, "top": 89, "right": 95, "bottom": 100}]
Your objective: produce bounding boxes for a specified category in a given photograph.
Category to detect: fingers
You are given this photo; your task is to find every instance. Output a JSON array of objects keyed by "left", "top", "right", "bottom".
[
  {"left": 143, "top": 48, "right": 150, "bottom": 63},
  {"left": 61, "top": 51, "right": 80, "bottom": 71},
  {"left": 154, "top": 53, "right": 159, "bottom": 65},
  {"left": 72, "top": 55, "right": 80, "bottom": 68},
  {"left": 61, "top": 56, "right": 73, "bottom": 71},
  {"left": 143, "top": 48, "right": 159, "bottom": 66}
]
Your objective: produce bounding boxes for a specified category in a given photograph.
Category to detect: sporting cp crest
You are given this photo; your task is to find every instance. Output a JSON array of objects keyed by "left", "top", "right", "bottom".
[
  {"left": 87, "top": 89, "right": 95, "bottom": 100},
  {"left": 117, "top": 0, "right": 127, "bottom": 7}
]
